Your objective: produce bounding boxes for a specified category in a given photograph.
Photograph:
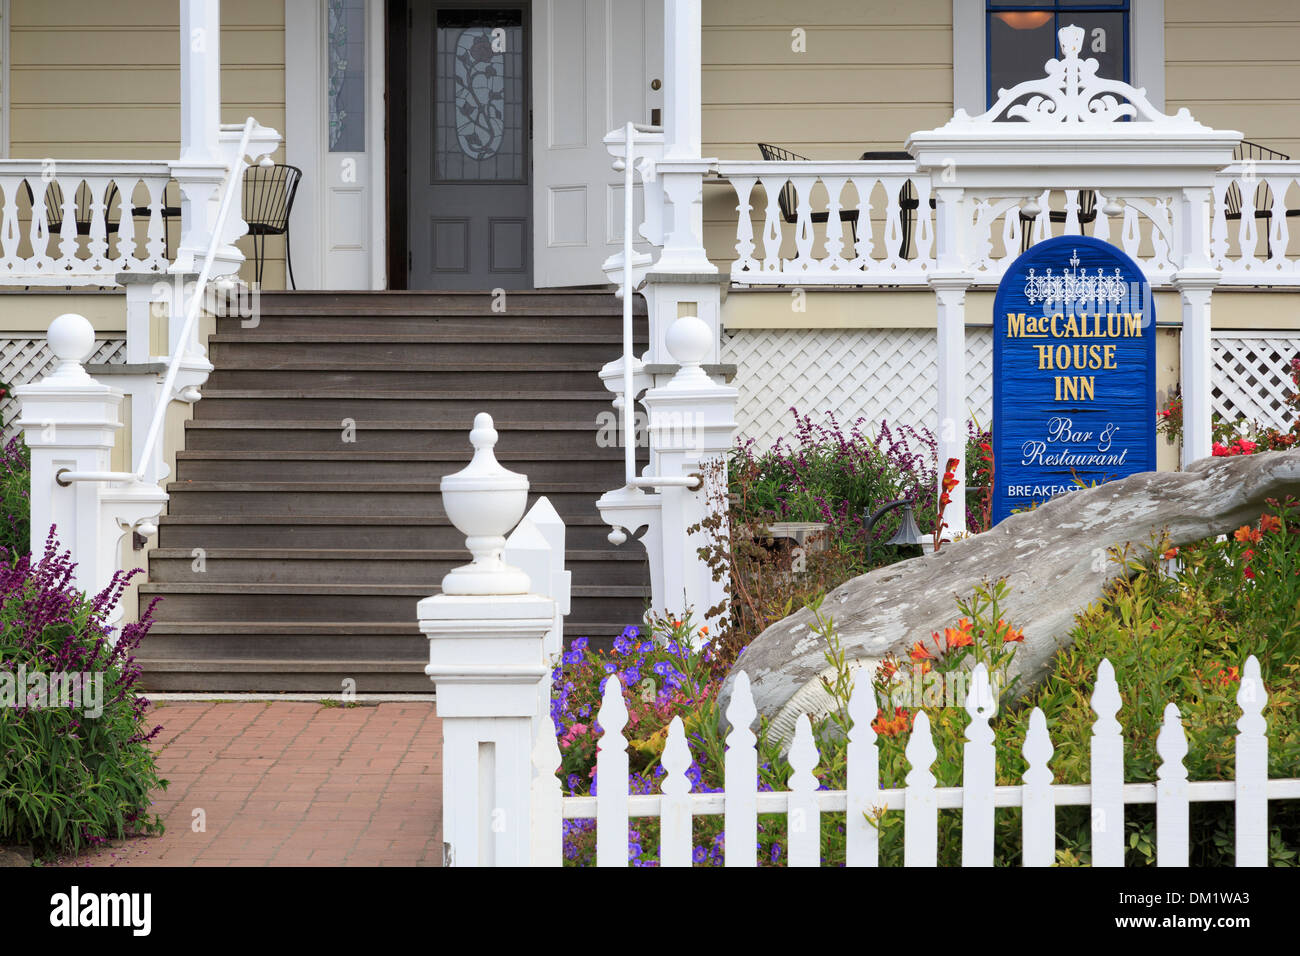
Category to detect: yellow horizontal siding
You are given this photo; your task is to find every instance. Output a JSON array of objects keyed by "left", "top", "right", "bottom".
[
  {"left": 8, "top": 1, "right": 286, "bottom": 159},
  {"left": 1165, "top": 0, "right": 1300, "bottom": 153},
  {"left": 701, "top": 0, "right": 952, "bottom": 263}
]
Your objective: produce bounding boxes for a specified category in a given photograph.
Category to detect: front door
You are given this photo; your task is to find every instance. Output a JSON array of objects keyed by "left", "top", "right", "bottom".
[{"left": 409, "top": 3, "right": 531, "bottom": 289}]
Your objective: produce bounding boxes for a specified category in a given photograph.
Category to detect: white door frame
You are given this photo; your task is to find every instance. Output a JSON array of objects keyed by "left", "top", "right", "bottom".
[{"left": 285, "top": 0, "right": 387, "bottom": 289}]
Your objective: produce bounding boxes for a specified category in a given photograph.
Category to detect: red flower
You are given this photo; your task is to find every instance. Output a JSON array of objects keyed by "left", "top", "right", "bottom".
[
  {"left": 1234, "top": 525, "right": 1263, "bottom": 544},
  {"left": 1260, "top": 513, "right": 1282, "bottom": 534}
]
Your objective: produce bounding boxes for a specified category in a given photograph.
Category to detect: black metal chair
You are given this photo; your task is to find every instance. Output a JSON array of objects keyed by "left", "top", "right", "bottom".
[
  {"left": 24, "top": 180, "right": 121, "bottom": 237},
  {"left": 756, "top": 144, "right": 859, "bottom": 245},
  {"left": 1224, "top": 140, "right": 1298, "bottom": 258},
  {"left": 1020, "top": 189, "right": 1097, "bottom": 253},
  {"left": 243, "top": 163, "right": 302, "bottom": 289}
]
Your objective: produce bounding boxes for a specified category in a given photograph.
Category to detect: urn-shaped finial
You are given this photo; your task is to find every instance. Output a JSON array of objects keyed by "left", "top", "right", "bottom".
[{"left": 439, "top": 413, "right": 531, "bottom": 594}]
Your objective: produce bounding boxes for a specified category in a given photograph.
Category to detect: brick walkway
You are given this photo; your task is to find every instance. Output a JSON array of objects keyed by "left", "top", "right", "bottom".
[{"left": 55, "top": 701, "right": 443, "bottom": 867}]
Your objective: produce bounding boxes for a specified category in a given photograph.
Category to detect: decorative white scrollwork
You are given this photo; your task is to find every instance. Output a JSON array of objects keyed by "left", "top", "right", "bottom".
[{"left": 949, "top": 25, "right": 1205, "bottom": 129}]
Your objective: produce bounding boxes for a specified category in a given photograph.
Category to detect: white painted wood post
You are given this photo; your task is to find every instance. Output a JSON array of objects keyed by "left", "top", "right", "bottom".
[
  {"left": 1174, "top": 183, "right": 1221, "bottom": 465},
  {"left": 173, "top": 0, "right": 226, "bottom": 274},
  {"left": 595, "top": 675, "right": 630, "bottom": 867},
  {"left": 787, "top": 714, "right": 820, "bottom": 867},
  {"left": 1021, "top": 707, "right": 1056, "bottom": 867},
  {"left": 639, "top": 315, "right": 737, "bottom": 633},
  {"left": 14, "top": 315, "right": 124, "bottom": 593},
  {"left": 1172, "top": 272, "right": 1220, "bottom": 465},
  {"left": 845, "top": 677, "right": 880, "bottom": 867},
  {"left": 962, "top": 663, "right": 996, "bottom": 866},
  {"left": 723, "top": 671, "right": 759, "bottom": 867},
  {"left": 529, "top": 710, "right": 564, "bottom": 867},
  {"left": 656, "top": 2, "right": 714, "bottom": 274},
  {"left": 659, "top": 716, "right": 693, "bottom": 867},
  {"left": 420, "top": 414, "right": 555, "bottom": 867},
  {"left": 504, "top": 496, "right": 571, "bottom": 661},
  {"left": 1235, "top": 655, "right": 1269, "bottom": 867},
  {"left": 929, "top": 271, "right": 971, "bottom": 539},
  {"left": 1155, "top": 703, "right": 1190, "bottom": 866},
  {"left": 904, "top": 710, "right": 938, "bottom": 866},
  {"left": 1090, "top": 659, "right": 1125, "bottom": 867}
]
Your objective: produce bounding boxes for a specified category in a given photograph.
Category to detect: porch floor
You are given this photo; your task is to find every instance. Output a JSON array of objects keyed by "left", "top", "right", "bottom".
[{"left": 51, "top": 701, "right": 443, "bottom": 867}]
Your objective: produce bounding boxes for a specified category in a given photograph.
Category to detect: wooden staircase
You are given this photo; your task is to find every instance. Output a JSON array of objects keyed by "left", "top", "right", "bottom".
[{"left": 137, "top": 290, "right": 649, "bottom": 692}]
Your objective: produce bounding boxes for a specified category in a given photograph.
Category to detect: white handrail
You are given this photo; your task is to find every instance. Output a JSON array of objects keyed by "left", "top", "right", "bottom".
[{"left": 58, "top": 117, "right": 259, "bottom": 486}]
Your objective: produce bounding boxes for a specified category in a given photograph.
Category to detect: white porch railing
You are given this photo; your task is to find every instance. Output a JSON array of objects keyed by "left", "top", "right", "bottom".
[
  {"left": 0, "top": 161, "right": 173, "bottom": 284},
  {"left": 1212, "top": 160, "right": 1300, "bottom": 280},
  {"left": 722, "top": 159, "right": 935, "bottom": 285},
  {"left": 719, "top": 159, "right": 1300, "bottom": 288},
  {"left": 533, "top": 658, "right": 1300, "bottom": 867}
]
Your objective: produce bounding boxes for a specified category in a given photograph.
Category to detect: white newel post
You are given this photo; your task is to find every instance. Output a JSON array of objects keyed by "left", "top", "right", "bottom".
[
  {"left": 14, "top": 315, "right": 166, "bottom": 602},
  {"left": 420, "top": 413, "right": 555, "bottom": 867},
  {"left": 641, "top": 315, "right": 738, "bottom": 636},
  {"left": 1174, "top": 185, "right": 1221, "bottom": 466}
]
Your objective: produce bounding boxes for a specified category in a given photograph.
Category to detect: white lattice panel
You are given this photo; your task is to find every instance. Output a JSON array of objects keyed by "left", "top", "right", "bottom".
[
  {"left": 1211, "top": 333, "right": 1300, "bottom": 431},
  {"left": 0, "top": 338, "right": 125, "bottom": 440},
  {"left": 724, "top": 328, "right": 994, "bottom": 448}
]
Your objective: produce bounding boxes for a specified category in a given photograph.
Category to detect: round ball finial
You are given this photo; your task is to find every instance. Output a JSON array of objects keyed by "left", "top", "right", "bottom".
[
  {"left": 48, "top": 313, "right": 96, "bottom": 364},
  {"left": 665, "top": 314, "right": 713, "bottom": 367}
]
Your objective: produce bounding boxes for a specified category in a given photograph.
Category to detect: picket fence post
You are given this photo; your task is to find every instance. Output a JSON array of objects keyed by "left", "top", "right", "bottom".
[
  {"left": 1235, "top": 655, "right": 1269, "bottom": 866},
  {"left": 596, "top": 675, "right": 631, "bottom": 867},
  {"left": 723, "top": 671, "right": 758, "bottom": 867},
  {"left": 1090, "top": 660, "right": 1125, "bottom": 866}
]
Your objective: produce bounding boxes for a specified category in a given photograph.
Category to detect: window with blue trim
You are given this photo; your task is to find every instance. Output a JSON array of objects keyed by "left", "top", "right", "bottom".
[{"left": 987, "top": 1, "right": 1130, "bottom": 111}]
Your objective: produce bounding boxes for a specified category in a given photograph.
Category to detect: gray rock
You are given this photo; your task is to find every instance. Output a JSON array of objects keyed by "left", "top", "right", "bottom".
[
  {"left": 0, "top": 845, "right": 34, "bottom": 867},
  {"left": 720, "top": 450, "right": 1300, "bottom": 743}
]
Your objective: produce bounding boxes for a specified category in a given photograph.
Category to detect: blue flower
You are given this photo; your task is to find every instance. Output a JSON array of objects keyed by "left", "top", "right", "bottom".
[
  {"left": 571, "top": 636, "right": 589, "bottom": 651},
  {"left": 771, "top": 843, "right": 783, "bottom": 864},
  {"left": 639, "top": 642, "right": 654, "bottom": 653}
]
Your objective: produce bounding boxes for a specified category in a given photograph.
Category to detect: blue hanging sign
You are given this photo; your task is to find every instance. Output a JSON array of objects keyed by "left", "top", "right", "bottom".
[{"left": 992, "top": 234, "right": 1155, "bottom": 524}]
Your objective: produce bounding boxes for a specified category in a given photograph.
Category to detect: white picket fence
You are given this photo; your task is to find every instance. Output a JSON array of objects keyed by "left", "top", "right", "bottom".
[{"left": 528, "top": 657, "right": 1300, "bottom": 867}]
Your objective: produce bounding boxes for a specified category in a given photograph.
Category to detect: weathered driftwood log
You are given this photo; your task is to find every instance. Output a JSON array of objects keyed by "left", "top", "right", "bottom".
[{"left": 719, "top": 450, "right": 1300, "bottom": 743}]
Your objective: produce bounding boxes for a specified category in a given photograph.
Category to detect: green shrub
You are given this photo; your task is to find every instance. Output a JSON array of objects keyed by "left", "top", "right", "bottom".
[{"left": 0, "top": 531, "right": 166, "bottom": 858}]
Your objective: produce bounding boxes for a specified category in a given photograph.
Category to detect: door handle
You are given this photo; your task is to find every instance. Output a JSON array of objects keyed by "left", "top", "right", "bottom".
[{"left": 650, "top": 78, "right": 662, "bottom": 91}]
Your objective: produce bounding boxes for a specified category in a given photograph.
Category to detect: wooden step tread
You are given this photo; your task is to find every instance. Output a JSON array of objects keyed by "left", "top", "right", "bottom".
[
  {"left": 196, "top": 389, "right": 611, "bottom": 400},
  {"left": 139, "top": 582, "right": 646, "bottom": 597},
  {"left": 209, "top": 333, "right": 630, "bottom": 344},
  {"left": 165, "top": 480, "right": 601, "bottom": 493},
  {"left": 184, "top": 419, "right": 602, "bottom": 430},
  {"left": 175, "top": 449, "right": 630, "bottom": 461},
  {"left": 147, "top": 547, "right": 643, "bottom": 561},
  {"left": 145, "top": 620, "right": 625, "bottom": 634},
  {"left": 135, "top": 658, "right": 427, "bottom": 674},
  {"left": 157, "top": 513, "right": 614, "bottom": 525}
]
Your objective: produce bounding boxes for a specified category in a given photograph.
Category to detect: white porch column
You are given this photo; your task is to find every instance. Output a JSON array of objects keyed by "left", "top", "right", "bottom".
[
  {"left": 1174, "top": 185, "right": 1221, "bottom": 466},
  {"left": 172, "top": 0, "right": 226, "bottom": 274},
  {"left": 928, "top": 185, "right": 970, "bottom": 540},
  {"left": 663, "top": 0, "right": 702, "bottom": 160},
  {"left": 656, "top": 0, "right": 714, "bottom": 275},
  {"left": 1172, "top": 273, "right": 1219, "bottom": 465}
]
